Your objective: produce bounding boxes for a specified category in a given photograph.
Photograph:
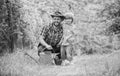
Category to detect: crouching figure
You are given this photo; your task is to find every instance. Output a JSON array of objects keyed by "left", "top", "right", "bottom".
[{"left": 38, "top": 11, "right": 65, "bottom": 65}]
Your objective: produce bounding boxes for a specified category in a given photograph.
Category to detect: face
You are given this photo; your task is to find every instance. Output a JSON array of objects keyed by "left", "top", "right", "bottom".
[
  {"left": 52, "top": 16, "right": 62, "bottom": 23},
  {"left": 64, "top": 18, "right": 73, "bottom": 25}
]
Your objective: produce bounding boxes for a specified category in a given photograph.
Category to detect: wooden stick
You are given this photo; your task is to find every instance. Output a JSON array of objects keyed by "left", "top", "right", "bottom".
[{"left": 24, "top": 52, "right": 40, "bottom": 65}]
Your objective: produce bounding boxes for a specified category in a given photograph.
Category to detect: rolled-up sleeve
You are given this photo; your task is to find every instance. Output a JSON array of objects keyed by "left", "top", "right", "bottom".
[{"left": 40, "top": 25, "right": 49, "bottom": 39}]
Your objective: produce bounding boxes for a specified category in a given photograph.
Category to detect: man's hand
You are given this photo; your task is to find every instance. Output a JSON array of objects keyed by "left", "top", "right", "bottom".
[
  {"left": 46, "top": 45, "right": 53, "bottom": 50},
  {"left": 58, "top": 37, "right": 64, "bottom": 46}
]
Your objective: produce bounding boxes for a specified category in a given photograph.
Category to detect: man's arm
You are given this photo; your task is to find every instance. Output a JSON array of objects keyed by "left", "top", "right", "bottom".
[
  {"left": 39, "top": 25, "right": 53, "bottom": 50},
  {"left": 39, "top": 35, "right": 49, "bottom": 47},
  {"left": 39, "top": 35, "right": 53, "bottom": 50},
  {"left": 58, "top": 36, "right": 64, "bottom": 46}
]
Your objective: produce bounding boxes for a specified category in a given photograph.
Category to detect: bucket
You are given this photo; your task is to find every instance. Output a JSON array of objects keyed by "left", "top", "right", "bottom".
[{"left": 38, "top": 51, "right": 53, "bottom": 65}]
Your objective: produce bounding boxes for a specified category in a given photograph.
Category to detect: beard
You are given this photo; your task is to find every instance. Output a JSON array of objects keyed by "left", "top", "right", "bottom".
[{"left": 54, "top": 21, "right": 60, "bottom": 25}]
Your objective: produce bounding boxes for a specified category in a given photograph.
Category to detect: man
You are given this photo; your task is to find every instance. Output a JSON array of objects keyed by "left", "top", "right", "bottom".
[{"left": 37, "top": 11, "right": 65, "bottom": 65}]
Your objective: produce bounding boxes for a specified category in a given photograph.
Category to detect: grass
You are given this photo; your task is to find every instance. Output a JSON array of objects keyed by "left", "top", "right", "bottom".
[{"left": 0, "top": 50, "right": 120, "bottom": 76}]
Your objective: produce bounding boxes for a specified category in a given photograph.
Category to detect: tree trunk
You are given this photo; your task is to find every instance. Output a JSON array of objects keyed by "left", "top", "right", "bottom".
[{"left": 6, "top": 0, "right": 14, "bottom": 52}]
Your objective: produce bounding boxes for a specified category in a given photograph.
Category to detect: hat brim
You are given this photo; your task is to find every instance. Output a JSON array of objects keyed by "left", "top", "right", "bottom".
[{"left": 51, "top": 15, "right": 65, "bottom": 19}]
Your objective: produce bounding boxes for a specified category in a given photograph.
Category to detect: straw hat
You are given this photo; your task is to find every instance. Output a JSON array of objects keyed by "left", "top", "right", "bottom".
[{"left": 51, "top": 11, "right": 65, "bottom": 20}]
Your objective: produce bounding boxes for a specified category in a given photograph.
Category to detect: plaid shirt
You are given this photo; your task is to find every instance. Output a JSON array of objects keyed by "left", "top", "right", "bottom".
[{"left": 41, "top": 22, "right": 63, "bottom": 47}]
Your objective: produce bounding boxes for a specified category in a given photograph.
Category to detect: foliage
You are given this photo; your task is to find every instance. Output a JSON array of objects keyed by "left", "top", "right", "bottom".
[
  {"left": 99, "top": 0, "right": 120, "bottom": 36},
  {"left": 1, "top": 0, "right": 120, "bottom": 54},
  {"left": 0, "top": 0, "right": 22, "bottom": 53}
]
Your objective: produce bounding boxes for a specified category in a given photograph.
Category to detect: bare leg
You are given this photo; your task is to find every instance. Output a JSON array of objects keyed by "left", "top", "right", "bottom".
[
  {"left": 51, "top": 53, "right": 55, "bottom": 65},
  {"left": 61, "top": 45, "right": 67, "bottom": 60},
  {"left": 61, "top": 45, "right": 73, "bottom": 65},
  {"left": 66, "top": 45, "right": 73, "bottom": 61}
]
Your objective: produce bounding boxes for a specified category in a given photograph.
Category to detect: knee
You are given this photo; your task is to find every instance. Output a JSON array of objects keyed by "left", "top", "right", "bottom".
[
  {"left": 67, "top": 56, "right": 73, "bottom": 61},
  {"left": 38, "top": 50, "right": 41, "bottom": 56}
]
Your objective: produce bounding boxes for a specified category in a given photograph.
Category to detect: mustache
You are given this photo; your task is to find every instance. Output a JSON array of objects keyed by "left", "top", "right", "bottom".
[{"left": 54, "top": 22, "right": 60, "bottom": 24}]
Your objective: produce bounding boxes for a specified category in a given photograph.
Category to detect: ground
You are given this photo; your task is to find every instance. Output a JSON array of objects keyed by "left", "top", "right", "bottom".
[{"left": 0, "top": 49, "right": 120, "bottom": 76}]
